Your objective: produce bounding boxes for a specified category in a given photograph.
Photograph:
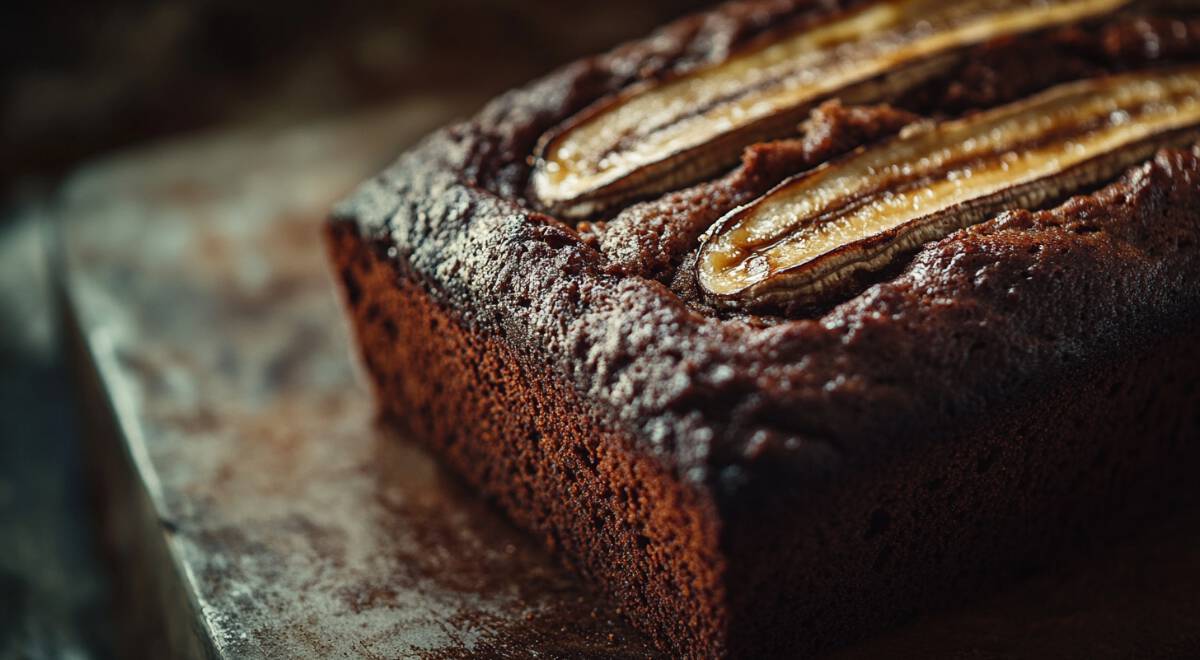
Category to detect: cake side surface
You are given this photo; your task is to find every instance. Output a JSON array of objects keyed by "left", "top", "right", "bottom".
[
  {"left": 326, "top": 222, "right": 729, "bottom": 657},
  {"left": 723, "top": 330, "right": 1200, "bottom": 657}
]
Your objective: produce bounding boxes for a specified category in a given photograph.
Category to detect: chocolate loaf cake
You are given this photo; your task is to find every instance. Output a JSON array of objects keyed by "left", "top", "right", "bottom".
[{"left": 326, "top": 1, "right": 1200, "bottom": 657}]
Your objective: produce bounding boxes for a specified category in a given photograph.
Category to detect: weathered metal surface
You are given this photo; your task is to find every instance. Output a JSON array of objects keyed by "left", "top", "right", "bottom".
[
  {"left": 57, "top": 96, "right": 1200, "bottom": 659},
  {"left": 57, "top": 99, "right": 655, "bottom": 659}
]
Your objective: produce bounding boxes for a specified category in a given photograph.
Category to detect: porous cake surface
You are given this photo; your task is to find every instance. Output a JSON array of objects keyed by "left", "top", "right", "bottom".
[{"left": 328, "top": 1, "right": 1200, "bottom": 656}]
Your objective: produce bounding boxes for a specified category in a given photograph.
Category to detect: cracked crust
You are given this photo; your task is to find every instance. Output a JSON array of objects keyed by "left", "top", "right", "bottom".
[{"left": 334, "top": 8, "right": 1200, "bottom": 490}]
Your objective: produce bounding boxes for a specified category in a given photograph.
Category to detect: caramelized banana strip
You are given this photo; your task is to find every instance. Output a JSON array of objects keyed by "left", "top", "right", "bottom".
[
  {"left": 696, "top": 67, "right": 1200, "bottom": 310},
  {"left": 532, "top": 0, "right": 1129, "bottom": 218}
]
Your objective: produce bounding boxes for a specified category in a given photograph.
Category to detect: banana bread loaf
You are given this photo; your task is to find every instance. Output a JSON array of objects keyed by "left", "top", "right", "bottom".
[{"left": 327, "top": 1, "right": 1200, "bottom": 656}]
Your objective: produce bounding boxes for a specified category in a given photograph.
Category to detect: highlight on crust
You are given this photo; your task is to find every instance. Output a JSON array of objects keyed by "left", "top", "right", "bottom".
[
  {"left": 695, "top": 66, "right": 1200, "bottom": 311},
  {"left": 530, "top": 0, "right": 1129, "bottom": 219}
]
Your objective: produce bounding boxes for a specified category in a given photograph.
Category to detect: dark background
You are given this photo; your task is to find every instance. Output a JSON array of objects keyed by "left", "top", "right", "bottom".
[
  {"left": 3, "top": 0, "right": 713, "bottom": 194},
  {"left": 0, "top": 3, "right": 710, "bottom": 658}
]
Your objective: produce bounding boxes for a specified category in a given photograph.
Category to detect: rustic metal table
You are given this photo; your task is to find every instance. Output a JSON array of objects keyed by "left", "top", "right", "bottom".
[{"left": 57, "top": 99, "right": 1200, "bottom": 659}]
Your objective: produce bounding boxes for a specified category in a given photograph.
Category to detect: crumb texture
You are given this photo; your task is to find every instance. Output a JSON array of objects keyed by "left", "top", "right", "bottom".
[{"left": 328, "top": 224, "right": 727, "bottom": 657}]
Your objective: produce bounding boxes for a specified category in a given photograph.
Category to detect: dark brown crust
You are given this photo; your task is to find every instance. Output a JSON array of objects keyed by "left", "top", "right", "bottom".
[{"left": 327, "top": 3, "right": 1200, "bottom": 657}]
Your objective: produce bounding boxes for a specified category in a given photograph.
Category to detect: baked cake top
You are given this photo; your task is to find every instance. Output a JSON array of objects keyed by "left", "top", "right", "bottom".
[{"left": 333, "top": 0, "right": 1200, "bottom": 503}]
